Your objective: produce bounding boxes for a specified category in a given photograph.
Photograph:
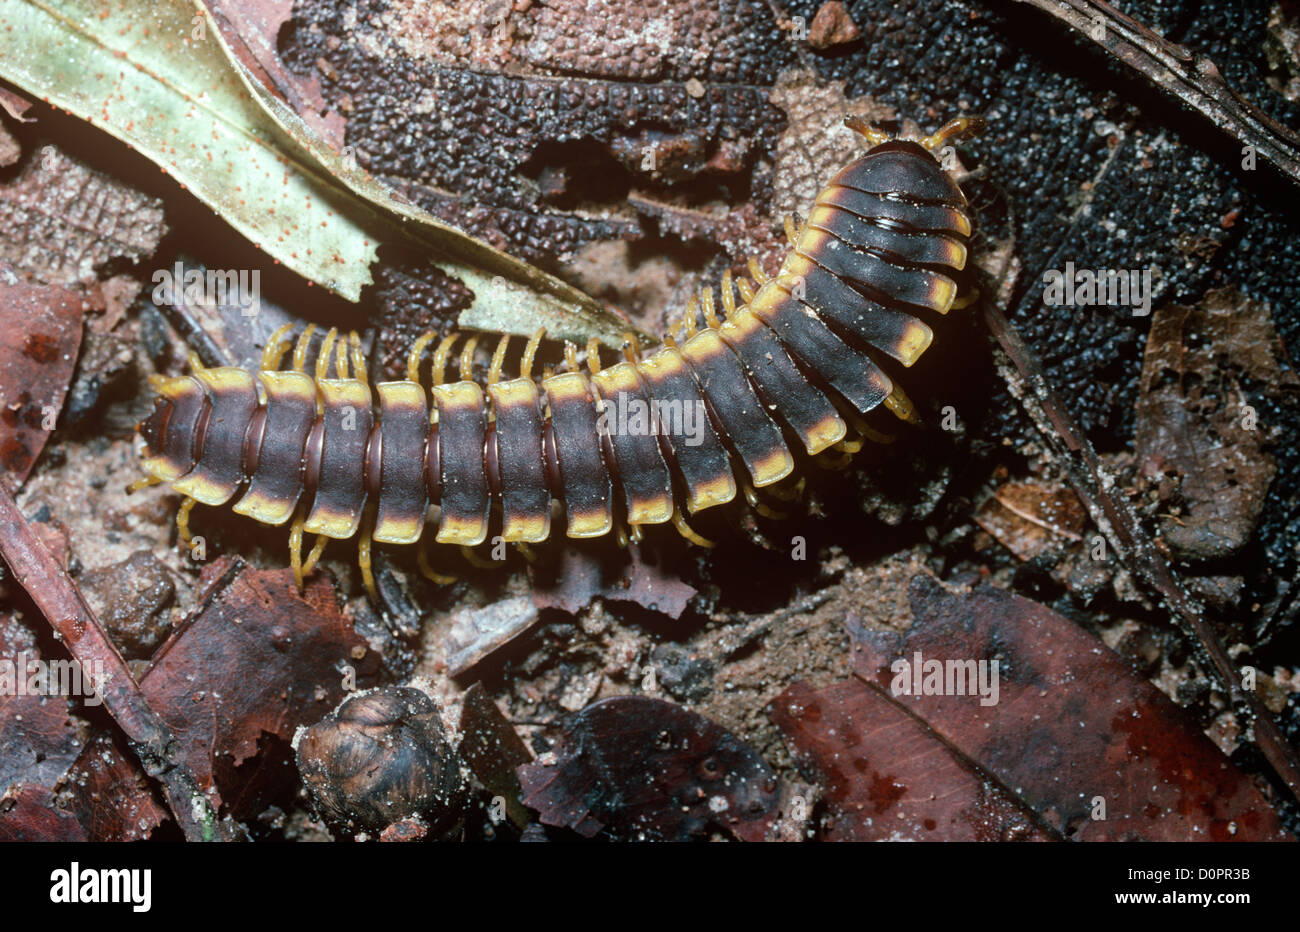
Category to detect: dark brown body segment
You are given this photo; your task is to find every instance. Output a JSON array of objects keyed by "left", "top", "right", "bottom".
[
  {"left": 796, "top": 230, "right": 955, "bottom": 317},
  {"left": 716, "top": 310, "right": 847, "bottom": 456},
  {"left": 432, "top": 381, "right": 490, "bottom": 546},
  {"left": 781, "top": 249, "right": 937, "bottom": 367},
  {"left": 488, "top": 378, "right": 551, "bottom": 543},
  {"left": 233, "top": 371, "right": 316, "bottom": 527},
  {"left": 806, "top": 207, "right": 966, "bottom": 271},
  {"left": 543, "top": 372, "right": 613, "bottom": 538},
  {"left": 634, "top": 348, "right": 735, "bottom": 514},
  {"left": 304, "top": 379, "right": 373, "bottom": 539},
  {"left": 590, "top": 361, "right": 674, "bottom": 526},
  {"left": 749, "top": 285, "right": 893, "bottom": 416},
  {"left": 173, "top": 368, "right": 259, "bottom": 505},
  {"left": 681, "top": 329, "right": 793, "bottom": 488},
  {"left": 817, "top": 185, "right": 971, "bottom": 237},
  {"left": 373, "top": 381, "right": 429, "bottom": 545}
]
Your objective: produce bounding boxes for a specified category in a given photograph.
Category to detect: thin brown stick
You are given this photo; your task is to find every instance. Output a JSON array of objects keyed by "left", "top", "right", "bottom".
[
  {"left": 982, "top": 298, "right": 1300, "bottom": 802},
  {"left": 0, "top": 481, "right": 222, "bottom": 841},
  {"left": 1009, "top": 0, "right": 1300, "bottom": 188}
]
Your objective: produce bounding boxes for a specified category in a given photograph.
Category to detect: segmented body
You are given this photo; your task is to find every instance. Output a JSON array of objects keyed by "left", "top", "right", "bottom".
[{"left": 135, "top": 120, "right": 978, "bottom": 596}]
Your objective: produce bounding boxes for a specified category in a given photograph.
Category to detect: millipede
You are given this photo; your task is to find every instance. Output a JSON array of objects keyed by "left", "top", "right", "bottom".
[{"left": 130, "top": 116, "right": 983, "bottom": 600}]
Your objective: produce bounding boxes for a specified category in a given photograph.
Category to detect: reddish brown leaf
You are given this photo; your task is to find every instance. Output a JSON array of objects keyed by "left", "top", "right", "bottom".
[
  {"left": 0, "top": 784, "right": 85, "bottom": 842},
  {"left": 63, "top": 732, "right": 168, "bottom": 842},
  {"left": 0, "top": 613, "right": 84, "bottom": 799},
  {"left": 139, "top": 558, "right": 380, "bottom": 815},
  {"left": 517, "top": 696, "right": 782, "bottom": 841},
  {"left": 849, "top": 576, "right": 1292, "bottom": 841},
  {"left": 0, "top": 275, "right": 83, "bottom": 487},
  {"left": 770, "top": 680, "right": 1056, "bottom": 841},
  {"left": 1135, "top": 289, "right": 1294, "bottom": 560},
  {"left": 973, "top": 481, "right": 1086, "bottom": 562}
]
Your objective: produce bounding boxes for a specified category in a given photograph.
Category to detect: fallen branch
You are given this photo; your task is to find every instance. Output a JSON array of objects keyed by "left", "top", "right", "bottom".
[
  {"left": 1009, "top": 0, "right": 1300, "bottom": 188},
  {"left": 0, "top": 481, "right": 223, "bottom": 841}
]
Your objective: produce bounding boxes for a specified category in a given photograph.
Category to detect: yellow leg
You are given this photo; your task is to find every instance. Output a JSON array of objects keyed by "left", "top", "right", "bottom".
[
  {"left": 349, "top": 332, "right": 368, "bottom": 382},
  {"left": 432, "top": 333, "right": 459, "bottom": 386},
  {"left": 461, "top": 544, "right": 499, "bottom": 570},
  {"left": 841, "top": 410, "right": 894, "bottom": 445},
  {"left": 514, "top": 542, "right": 538, "bottom": 564},
  {"left": 289, "top": 512, "right": 305, "bottom": 591},
  {"left": 701, "top": 288, "right": 720, "bottom": 329},
  {"left": 262, "top": 322, "right": 295, "bottom": 370},
  {"left": 303, "top": 534, "right": 328, "bottom": 575},
  {"left": 783, "top": 214, "right": 801, "bottom": 247},
  {"left": 735, "top": 276, "right": 756, "bottom": 304},
  {"left": 844, "top": 114, "right": 891, "bottom": 146},
  {"left": 458, "top": 335, "right": 479, "bottom": 382},
  {"left": 919, "top": 115, "right": 987, "bottom": 152},
  {"left": 358, "top": 531, "right": 377, "bottom": 602},
  {"left": 670, "top": 506, "right": 715, "bottom": 548},
  {"left": 176, "top": 496, "right": 196, "bottom": 547},
  {"left": 418, "top": 546, "right": 458, "bottom": 585},
  {"left": 315, "top": 327, "right": 339, "bottom": 382},
  {"left": 949, "top": 288, "right": 980, "bottom": 311},
  {"left": 621, "top": 331, "right": 642, "bottom": 364},
  {"left": 406, "top": 330, "right": 437, "bottom": 383},
  {"left": 488, "top": 333, "right": 511, "bottom": 385},
  {"left": 126, "top": 474, "right": 162, "bottom": 495},
  {"left": 679, "top": 296, "right": 700, "bottom": 340},
  {"left": 814, "top": 451, "right": 854, "bottom": 470},
  {"left": 743, "top": 482, "right": 787, "bottom": 520},
  {"left": 585, "top": 337, "right": 603, "bottom": 376},
  {"left": 764, "top": 476, "right": 806, "bottom": 502},
  {"left": 292, "top": 324, "right": 317, "bottom": 372},
  {"left": 747, "top": 257, "right": 769, "bottom": 284},
  {"left": 883, "top": 384, "right": 921, "bottom": 424},
  {"left": 521, "top": 327, "right": 546, "bottom": 379},
  {"left": 336, "top": 331, "right": 350, "bottom": 379}
]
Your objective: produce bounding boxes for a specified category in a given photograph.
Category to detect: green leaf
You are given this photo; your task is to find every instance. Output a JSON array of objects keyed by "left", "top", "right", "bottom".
[
  {"left": 0, "top": 0, "right": 377, "bottom": 299},
  {"left": 0, "top": 0, "right": 643, "bottom": 347}
]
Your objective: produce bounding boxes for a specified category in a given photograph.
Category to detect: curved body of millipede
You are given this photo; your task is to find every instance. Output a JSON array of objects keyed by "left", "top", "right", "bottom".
[{"left": 131, "top": 117, "right": 982, "bottom": 599}]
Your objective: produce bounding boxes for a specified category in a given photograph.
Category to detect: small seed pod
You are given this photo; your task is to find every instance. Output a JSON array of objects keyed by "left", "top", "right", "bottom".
[{"left": 295, "top": 686, "right": 467, "bottom": 836}]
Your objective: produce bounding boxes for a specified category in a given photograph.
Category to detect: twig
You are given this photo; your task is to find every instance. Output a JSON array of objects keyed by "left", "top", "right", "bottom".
[
  {"left": 0, "top": 481, "right": 222, "bottom": 841},
  {"left": 1008, "top": 0, "right": 1300, "bottom": 188},
  {"left": 981, "top": 298, "right": 1300, "bottom": 802}
]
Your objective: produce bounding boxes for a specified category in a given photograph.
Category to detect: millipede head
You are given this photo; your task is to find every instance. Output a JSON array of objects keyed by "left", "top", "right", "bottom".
[{"left": 845, "top": 114, "right": 987, "bottom": 158}]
